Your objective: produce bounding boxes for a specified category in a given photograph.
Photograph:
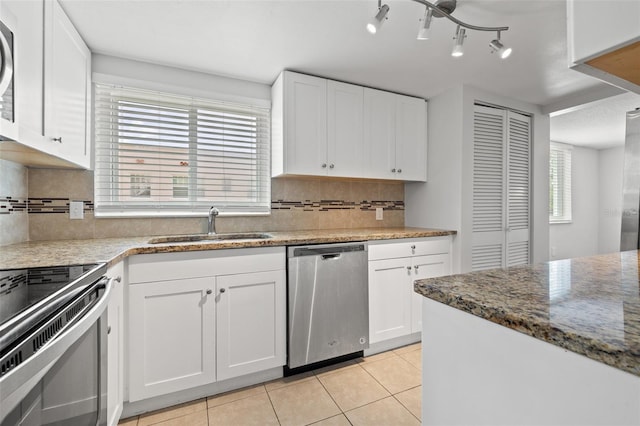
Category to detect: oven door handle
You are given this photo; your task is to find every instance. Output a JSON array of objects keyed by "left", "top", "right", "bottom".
[
  {"left": 0, "top": 276, "right": 113, "bottom": 423},
  {"left": 0, "top": 29, "right": 13, "bottom": 96}
]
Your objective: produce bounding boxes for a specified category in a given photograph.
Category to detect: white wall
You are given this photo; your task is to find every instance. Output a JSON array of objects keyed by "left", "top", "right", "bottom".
[
  {"left": 549, "top": 145, "right": 599, "bottom": 260},
  {"left": 598, "top": 146, "right": 624, "bottom": 254}
]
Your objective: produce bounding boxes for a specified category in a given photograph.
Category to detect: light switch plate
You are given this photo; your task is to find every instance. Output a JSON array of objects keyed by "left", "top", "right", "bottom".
[
  {"left": 69, "top": 201, "right": 84, "bottom": 220},
  {"left": 375, "top": 207, "right": 383, "bottom": 220}
]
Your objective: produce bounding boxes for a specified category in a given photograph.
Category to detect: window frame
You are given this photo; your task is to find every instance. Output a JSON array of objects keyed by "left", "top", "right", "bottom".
[
  {"left": 549, "top": 142, "right": 572, "bottom": 224},
  {"left": 93, "top": 81, "right": 271, "bottom": 218}
]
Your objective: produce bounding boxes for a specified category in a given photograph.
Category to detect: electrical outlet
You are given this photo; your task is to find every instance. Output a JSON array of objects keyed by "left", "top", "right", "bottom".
[
  {"left": 375, "top": 207, "right": 383, "bottom": 220},
  {"left": 69, "top": 201, "right": 84, "bottom": 220}
]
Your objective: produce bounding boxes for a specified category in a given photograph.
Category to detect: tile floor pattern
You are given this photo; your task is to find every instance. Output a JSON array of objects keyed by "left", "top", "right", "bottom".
[{"left": 118, "top": 343, "right": 422, "bottom": 426}]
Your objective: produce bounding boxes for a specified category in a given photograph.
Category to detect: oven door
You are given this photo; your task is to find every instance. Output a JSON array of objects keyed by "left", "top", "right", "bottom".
[{"left": 0, "top": 277, "right": 112, "bottom": 425}]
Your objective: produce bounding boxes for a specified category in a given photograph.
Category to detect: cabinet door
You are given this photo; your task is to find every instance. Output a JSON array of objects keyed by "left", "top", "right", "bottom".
[
  {"left": 44, "top": 0, "right": 91, "bottom": 168},
  {"left": 368, "top": 258, "right": 412, "bottom": 343},
  {"left": 128, "top": 277, "right": 215, "bottom": 402},
  {"left": 106, "top": 262, "right": 124, "bottom": 426},
  {"left": 363, "top": 88, "right": 396, "bottom": 180},
  {"left": 395, "top": 95, "right": 427, "bottom": 182},
  {"left": 327, "top": 80, "right": 364, "bottom": 178},
  {"left": 284, "top": 72, "right": 327, "bottom": 175},
  {"left": 216, "top": 270, "right": 286, "bottom": 381},
  {"left": 411, "top": 253, "right": 451, "bottom": 333}
]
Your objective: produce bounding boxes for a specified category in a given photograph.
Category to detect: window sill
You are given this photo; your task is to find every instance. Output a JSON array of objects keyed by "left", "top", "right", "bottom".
[
  {"left": 95, "top": 211, "right": 271, "bottom": 219},
  {"left": 549, "top": 220, "right": 572, "bottom": 225}
]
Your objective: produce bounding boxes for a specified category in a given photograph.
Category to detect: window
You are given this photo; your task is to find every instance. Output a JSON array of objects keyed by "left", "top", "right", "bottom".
[
  {"left": 549, "top": 142, "right": 572, "bottom": 223},
  {"left": 94, "top": 83, "right": 270, "bottom": 217}
]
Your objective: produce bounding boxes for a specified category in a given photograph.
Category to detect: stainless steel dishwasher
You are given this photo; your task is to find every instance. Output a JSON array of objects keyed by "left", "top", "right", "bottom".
[{"left": 287, "top": 242, "right": 369, "bottom": 372}]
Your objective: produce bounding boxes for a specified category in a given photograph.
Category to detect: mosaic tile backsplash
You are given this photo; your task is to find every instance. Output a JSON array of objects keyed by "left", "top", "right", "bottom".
[{"left": 0, "top": 167, "right": 405, "bottom": 242}]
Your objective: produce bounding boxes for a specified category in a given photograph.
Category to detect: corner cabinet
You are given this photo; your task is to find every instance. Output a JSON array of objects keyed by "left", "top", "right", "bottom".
[
  {"left": 368, "top": 237, "right": 451, "bottom": 345},
  {"left": 272, "top": 70, "right": 426, "bottom": 182},
  {"left": 127, "top": 247, "right": 286, "bottom": 402}
]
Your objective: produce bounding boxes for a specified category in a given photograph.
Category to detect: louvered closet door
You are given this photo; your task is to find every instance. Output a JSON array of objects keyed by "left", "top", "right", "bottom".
[
  {"left": 506, "top": 112, "right": 531, "bottom": 267},
  {"left": 471, "top": 105, "right": 531, "bottom": 271},
  {"left": 472, "top": 105, "right": 507, "bottom": 271}
]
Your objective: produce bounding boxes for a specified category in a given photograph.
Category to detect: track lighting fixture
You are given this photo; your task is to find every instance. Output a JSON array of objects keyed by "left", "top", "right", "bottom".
[
  {"left": 451, "top": 25, "right": 465, "bottom": 57},
  {"left": 489, "top": 32, "right": 512, "bottom": 59},
  {"left": 367, "top": 2, "right": 390, "bottom": 34},
  {"left": 367, "top": 0, "right": 512, "bottom": 59},
  {"left": 417, "top": 7, "right": 433, "bottom": 40}
]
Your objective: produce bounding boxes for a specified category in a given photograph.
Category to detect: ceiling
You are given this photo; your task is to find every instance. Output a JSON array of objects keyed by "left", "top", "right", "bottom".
[{"left": 59, "top": 0, "right": 636, "bottom": 148}]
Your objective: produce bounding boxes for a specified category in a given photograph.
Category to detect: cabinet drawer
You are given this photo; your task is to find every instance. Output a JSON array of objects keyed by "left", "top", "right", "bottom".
[
  {"left": 129, "top": 246, "right": 285, "bottom": 284},
  {"left": 368, "top": 237, "right": 451, "bottom": 261}
]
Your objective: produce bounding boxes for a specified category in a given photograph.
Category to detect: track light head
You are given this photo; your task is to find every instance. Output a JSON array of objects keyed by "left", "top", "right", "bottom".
[
  {"left": 489, "top": 38, "right": 512, "bottom": 59},
  {"left": 417, "top": 7, "right": 433, "bottom": 40},
  {"left": 367, "top": 4, "right": 390, "bottom": 34},
  {"left": 451, "top": 25, "right": 465, "bottom": 57}
]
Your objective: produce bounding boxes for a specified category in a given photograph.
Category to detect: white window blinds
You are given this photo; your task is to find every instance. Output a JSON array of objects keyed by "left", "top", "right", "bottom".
[
  {"left": 94, "top": 83, "right": 270, "bottom": 217},
  {"left": 549, "top": 142, "right": 572, "bottom": 223}
]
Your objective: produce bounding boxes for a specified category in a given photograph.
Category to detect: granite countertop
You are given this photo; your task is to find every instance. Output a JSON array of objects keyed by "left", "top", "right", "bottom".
[
  {"left": 0, "top": 227, "right": 456, "bottom": 270},
  {"left": 415, "top": 250, "right": 640, "bottom": 377}
]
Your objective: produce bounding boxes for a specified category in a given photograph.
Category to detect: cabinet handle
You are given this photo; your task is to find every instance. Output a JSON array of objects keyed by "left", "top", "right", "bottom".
[
  {"left": 391, "top": 168, "right": 396, "bottom": 173},
  {"left": 115, "top": 276, "right": 122, "bottom": 283},
  {"left": 321, "top": 163, "right": 327, "bottom": 168},
  {"left": 397, "top": 169, "right": 402, "bottom": 173},
  {"left": 329, "top": 164, "right": 335, "bottom": 169},
  {"left": 220, "top": 288, "right": 226, "bottom": 293},
  {"left": 206, "top": 289, "right": 212, "bottom": 295},
  {"left": 52, "top": 137, "right": 63, "bottom": 143},
  {"left": 107, "top": 325, "right": 111, "bottom": 335}
]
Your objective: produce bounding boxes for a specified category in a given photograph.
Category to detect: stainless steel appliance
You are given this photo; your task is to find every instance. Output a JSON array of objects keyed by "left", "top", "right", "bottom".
[
  {"left": 0, "top": 263, "right": 113, "bottom": 425},
  {"left": 0, "top": 9, "right": 16, "bottom": 140},
  {"left": 287, "top": 242, "right": 369, "bottom": 372},
  {"left": 620, "top": 109, "right": 640, "bottom": 251}
]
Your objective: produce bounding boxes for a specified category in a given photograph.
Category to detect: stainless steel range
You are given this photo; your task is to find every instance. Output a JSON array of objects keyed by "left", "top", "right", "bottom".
[{"left": 0, "top": 263, "right": 113, "bottom": 425}]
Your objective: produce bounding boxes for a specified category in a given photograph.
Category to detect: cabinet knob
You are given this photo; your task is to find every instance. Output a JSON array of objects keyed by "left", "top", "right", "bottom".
[
  {"left": 321, "top": 163, "right": 327, "bottom": 168},
  {"left": 411, "top": 245, "right": 416, "bottom": 250},
  {"left": 329, "top": 164, "right": 334, "bottom": 169},
  {"left": 406, "top": 266, "right": 412, "bottom": 271},
  {"left": 107, "top": 325, "right": 112, "bottom": 335},
  {"left": 397, "top": 169, "right": 402, "bottom": 173},
  {"left": 206, "top": 289, "right": 213, "bottom": 295},
  {"left": 115, "top": 276, "right": 122, "bottom": 283},
  {"left": 52, "top": 137, "right": 63, "bottom": 143},
  {"left": 220, "top": 288, "right": 226, "bottom": 293},
  {"left": 391, "top": 168, "right": 396, "bottom": 173},
  {"left": 414, "top": 265, "right": 419, "bottom": 271}
]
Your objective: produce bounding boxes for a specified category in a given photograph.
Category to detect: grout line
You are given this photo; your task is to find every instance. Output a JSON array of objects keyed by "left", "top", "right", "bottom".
[
  {"left": 391, "top": 392, "right": 421, "bottom": 423},
  {"left": 264, "top": 387, "right": 283, "bottom": 426}
]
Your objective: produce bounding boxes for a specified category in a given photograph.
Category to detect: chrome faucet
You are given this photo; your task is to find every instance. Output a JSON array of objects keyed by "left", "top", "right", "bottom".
[{"left": 207, "top": 206, "right": 220, "bottom": 235}]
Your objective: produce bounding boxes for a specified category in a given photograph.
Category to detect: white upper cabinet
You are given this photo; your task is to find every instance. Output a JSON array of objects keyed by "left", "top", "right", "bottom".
[
  {"left": 363, "top": 88, "right": 427, "bottom": 181},
  {"left": 567, "top": 0, "right": 640, "bottom": 93},
  {"left": 44, "top": 0, "right": 92, "bottom": 168},
  {"left": 272, "top": 70, "right": 426, "bottom": 181},
  {"left": 327, "top": 80, "right": 364, "bottom": 178},
  {"left": 1, "top": 0, "right": 91, "bottom": 168}
]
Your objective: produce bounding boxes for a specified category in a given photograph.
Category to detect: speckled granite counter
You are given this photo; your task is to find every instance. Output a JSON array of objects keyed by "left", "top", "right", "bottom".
[
  {"left": 415, "top": 250, "right": 640, "bottom": 377},
  {"left": 0, "top": 227, "right": 455, "bottom": 270}
]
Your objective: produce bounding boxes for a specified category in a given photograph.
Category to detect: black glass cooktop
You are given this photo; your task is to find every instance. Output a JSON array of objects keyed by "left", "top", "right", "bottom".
[{"left": 0, "top": 264, "right": 100, "bottom": 327}]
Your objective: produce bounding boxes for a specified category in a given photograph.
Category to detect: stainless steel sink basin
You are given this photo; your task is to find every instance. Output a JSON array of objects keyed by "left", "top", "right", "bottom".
[{"left": 148, "top": 233, "right": 273, "bottom": 244}]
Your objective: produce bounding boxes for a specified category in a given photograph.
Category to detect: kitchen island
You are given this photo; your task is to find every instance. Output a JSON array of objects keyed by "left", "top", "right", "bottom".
[{"left": 415, "top": 250, "right": 640, "bottom": 425}]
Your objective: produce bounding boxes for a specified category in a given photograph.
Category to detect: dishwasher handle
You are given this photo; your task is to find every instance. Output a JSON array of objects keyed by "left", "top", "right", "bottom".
[{"left": 321, "top": 253, "right": 341, "bottom": 260}]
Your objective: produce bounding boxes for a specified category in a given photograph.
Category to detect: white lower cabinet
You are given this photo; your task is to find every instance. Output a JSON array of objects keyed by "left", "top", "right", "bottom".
[
  {"left": 127, "top": 248, "right": 286, "bottom": 403},
  {"left": 216, "top": 270, "right": 285, "bottom": 381},
  {"left": 106, "top": 262, "right": 125, "bottom": 426},
  {"left": 129, "top": 277, "right": 216, "bottom": 402},
  {"left": 368, "top": 237, "right": 452, "bottom": 345}
]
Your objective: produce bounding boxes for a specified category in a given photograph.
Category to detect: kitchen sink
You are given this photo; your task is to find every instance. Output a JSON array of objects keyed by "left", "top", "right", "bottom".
[{"left": 147, "top": 233, "right": 273, "bottom": 244}]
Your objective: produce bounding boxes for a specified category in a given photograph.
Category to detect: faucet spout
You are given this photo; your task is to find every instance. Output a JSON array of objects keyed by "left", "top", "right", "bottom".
[{"left": 208, "top": 206, "right": 220, "bottom": 235}]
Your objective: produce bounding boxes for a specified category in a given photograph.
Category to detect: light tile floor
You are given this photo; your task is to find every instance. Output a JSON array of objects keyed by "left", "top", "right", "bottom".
[{"left": 119, "top": 343, "right": 422, "bottom": 426}]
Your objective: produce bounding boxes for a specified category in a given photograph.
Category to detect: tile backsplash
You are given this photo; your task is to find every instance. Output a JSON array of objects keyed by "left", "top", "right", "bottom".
[
  {"left": 1, "top": 168, "right": 405, "bottom": 242},
  {"left": 0, "top": 160, "right": 29, "bottom": 245}
]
